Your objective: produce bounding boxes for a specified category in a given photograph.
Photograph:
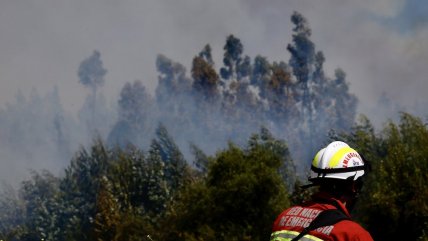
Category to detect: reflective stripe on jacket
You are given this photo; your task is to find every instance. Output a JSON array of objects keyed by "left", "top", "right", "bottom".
[{"left": 271, "top": 230, "right": 323, "bottom": 241}]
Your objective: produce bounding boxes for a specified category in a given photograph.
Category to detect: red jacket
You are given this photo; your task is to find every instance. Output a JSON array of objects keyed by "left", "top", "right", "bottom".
[{"left": 271, "top": 192, "right": 373, "bottom": 241}]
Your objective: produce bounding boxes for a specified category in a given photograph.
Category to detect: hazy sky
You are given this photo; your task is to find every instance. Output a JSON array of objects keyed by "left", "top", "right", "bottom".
[{"left": 1, "top": 0, "right": 428, "bottom": 122}]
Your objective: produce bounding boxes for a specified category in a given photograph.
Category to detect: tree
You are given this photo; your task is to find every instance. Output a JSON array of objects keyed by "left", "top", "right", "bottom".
[
  {"left": 93, "top": 177, "right": 121, "bottom": 241},
  {"left": 329, "top": 68, "right": 358, "bottom": 132},
  {"left": 57, "top": 138, "right": 110, "bottom": 240},
  {"left": 191, "top": 46, "right": 224, "bottom": 133},
  {"left": 220, "top": 35, "right": 244, "bottom": 81},
  {"left": 107, "top": 146, "right": 147, "bottom": 212},
  {"left": 91, "top": 144, "right": 166, "bottom": 241},
  {"left": 287, "top": 11, "right": 315, "bottom": 116},
  {"left": 155, "top": 54, "right": 194, "bottom": 140},
  {"left": 108, "top": 80, "right": 154, "bottom": 148},
  {"left": 266, "top": 61, "right": 297, "bottom": 124},
  {"left": 191, "top": 55, "right": 220, "bottom": 103},
  {"left": 78, "top": 50, "right": 107, "bottom": 98},
  {"left": 248, "top": 127, "right": 296, "bottom": 189},
  {"left": 218, "top": 35, "right": 259, "bottom": 134},
  {"left": 77, "top": 50, "right": 109, "bottom": 135},
  {"left": 338, "top": 113, "right": 428, "bottom": 241},
  {"left": 198, "top": 44, "right": 214, "bottom": 66},
  {"left": 251, "top": 55, "right": 271, "bottom": 91},
  {"left": 190, "top": 143, "right": 209, "bottom": 175},
  {"left": 155, "top": 54, "right": 192, "bottom": 114},
  {"left": 0, "top": 183, "right": 26, "bottom": 240},
  {"left": 19, "top": 171, "right": 62, "bottom": 241},
  {"left": 286, "top": 11, "right": 358, "bottom": 166},
  {"left": 144, "top": 145, "right": 170, "bottom": 215},
  {"left": 287, "top": 11, "right": 316, "bottom": 151},
  {"left": 150, "top": 123, "right": 190, "bottom": 192},
  {"left": 162, "top": 128, "right": 294, "bottom": 241}
]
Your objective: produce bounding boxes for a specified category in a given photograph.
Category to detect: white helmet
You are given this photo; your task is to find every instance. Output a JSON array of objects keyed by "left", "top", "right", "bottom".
[{"left": 309, "top": 141, "right": 366, "bottom": 182}]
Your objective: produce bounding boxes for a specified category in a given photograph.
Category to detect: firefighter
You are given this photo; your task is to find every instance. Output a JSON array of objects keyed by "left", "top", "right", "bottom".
[{"left": 271, "top": 141, "right": 374, "bottom": 241}]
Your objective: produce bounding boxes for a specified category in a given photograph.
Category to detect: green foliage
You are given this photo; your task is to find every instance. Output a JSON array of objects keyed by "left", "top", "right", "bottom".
[
  {"left": 161, "top": 128, "right": 293, "bottom": 241},
  {"left": 58, "top": 138, "right": 111, "bottom": 240},
  {"left": 339, "top": 113, "right": 428, "bottom": 241},
  {"left": 151, "top": 123, "right": 191, "bottom": 192},
  {"left": 2, "top": 113, "right": 428, "bottom": 240},
  {"left": 20, "top": 171, "right": 61, "bottom": 241},
  {"left": 107, "top": 146, "right": 147, "bottom": 212},
  {"left": 0, "top": 131, "right": 191, "bottom": 240}
]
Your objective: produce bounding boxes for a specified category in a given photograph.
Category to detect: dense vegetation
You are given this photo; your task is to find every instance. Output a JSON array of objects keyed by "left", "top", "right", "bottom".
[
  {"left": 1, "top": 114, "right": 427, "bottom": 241},
  {"left": 0, "top": 11, "right": 427, "bottom": 240}
]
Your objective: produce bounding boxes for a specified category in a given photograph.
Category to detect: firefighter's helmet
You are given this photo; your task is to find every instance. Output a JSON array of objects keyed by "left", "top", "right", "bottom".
[{"left": 309, "top": 141, "right": 366, "bottom": 182}]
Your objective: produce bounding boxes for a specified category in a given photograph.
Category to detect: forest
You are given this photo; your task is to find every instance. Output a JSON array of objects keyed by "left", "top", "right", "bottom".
[{"left": 0, "top": 11, "right": 427, "bottom": 241}]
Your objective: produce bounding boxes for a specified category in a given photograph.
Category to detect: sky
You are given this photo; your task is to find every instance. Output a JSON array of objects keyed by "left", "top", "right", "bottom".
[{"left": 1, "top": 0, "right": 428, "bottom": 124}]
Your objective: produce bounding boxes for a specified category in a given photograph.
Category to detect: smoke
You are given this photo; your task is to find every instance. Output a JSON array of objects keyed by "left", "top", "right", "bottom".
[{"left": 1, "top": 0, "right": 428, "bottom": 184}]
